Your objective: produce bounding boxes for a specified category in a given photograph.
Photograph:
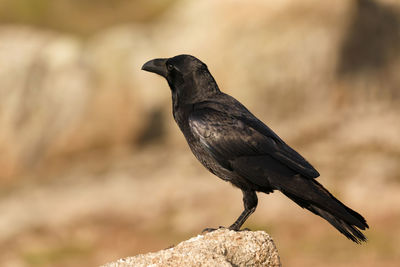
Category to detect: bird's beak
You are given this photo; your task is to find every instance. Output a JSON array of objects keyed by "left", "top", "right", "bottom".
[{"left": 141, "top": 58, "right": 168, "bottom": 78}]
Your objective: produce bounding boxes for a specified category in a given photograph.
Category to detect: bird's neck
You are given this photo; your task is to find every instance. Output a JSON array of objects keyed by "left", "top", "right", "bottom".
[{"left": 172, "top": 71, "right": 221, "bottom": 127}]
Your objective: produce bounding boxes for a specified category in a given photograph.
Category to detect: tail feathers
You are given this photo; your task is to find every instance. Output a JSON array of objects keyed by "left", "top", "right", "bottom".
[
  {"left": 280, "top": 179, "right": 369, "bottom": 244},
  {"left": 309, "top": 205, "right": 367, "bottom": 243},
  {"left": 339, "top": 200, "right": 369, "bottom": 230}
]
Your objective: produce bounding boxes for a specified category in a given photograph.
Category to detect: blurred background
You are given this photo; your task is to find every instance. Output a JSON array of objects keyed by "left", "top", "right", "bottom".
[{"left": 0, "top": 0, "right": 399, "bottom": 266}]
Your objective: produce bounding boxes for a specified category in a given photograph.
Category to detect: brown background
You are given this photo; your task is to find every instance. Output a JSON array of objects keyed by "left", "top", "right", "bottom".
[{"left": 0, "top": 0, "right": 399, "bottom": 266}]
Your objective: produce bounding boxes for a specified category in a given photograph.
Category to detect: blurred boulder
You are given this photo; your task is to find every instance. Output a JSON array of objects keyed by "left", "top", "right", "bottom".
[
  {"left": 0, "top": 27, "right": 89, "bottom": 179},
  {"left": 336, "top": 0, "right": 400, "bottom": 101},
  {"left": 102, "top": 229, "right": 281, "bottom": 267},
  {"left": 0, "top": 26, "right": 152, "bottom": 180},
  {"left": 338, "top": 0, "right": 400, "bottom": 75}
]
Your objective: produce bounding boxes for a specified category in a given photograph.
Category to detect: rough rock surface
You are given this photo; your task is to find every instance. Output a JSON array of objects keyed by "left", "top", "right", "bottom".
[{"left": 102, "top": 229, "right": 281, "bottom": 267}]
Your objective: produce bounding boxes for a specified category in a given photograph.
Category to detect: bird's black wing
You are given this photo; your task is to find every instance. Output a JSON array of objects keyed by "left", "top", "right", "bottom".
[{"left": 189, "top": 105, "right": 319, "bottom": 180}]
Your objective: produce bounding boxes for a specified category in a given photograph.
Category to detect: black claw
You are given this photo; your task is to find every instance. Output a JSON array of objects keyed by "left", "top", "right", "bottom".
[
  {"left": 228, "top": 224, "right": 252, "bottom": 231},
  {"left": 202, "top": 227, "right": 216, "bottom": 233},
  {"left": 202, "top": 226, "right": 226, "bottom": 233}
]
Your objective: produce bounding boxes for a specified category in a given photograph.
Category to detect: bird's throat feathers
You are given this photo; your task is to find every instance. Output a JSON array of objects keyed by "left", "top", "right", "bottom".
[
  {"left": 171, "top": 69, "right": 220, "bottom": 118},
  {"left": 171, "top": 69, "right": 220, "bottom": 105}
]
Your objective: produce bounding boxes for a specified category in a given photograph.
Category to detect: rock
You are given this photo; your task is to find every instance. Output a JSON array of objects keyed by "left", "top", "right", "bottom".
[{"left": 102, "top": 229, "right": 281, "bottom": 267}]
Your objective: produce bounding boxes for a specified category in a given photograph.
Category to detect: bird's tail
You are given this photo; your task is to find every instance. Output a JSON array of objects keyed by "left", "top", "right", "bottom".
[{"left": 276, "top": 175, "right": 369, "bottom": 243}]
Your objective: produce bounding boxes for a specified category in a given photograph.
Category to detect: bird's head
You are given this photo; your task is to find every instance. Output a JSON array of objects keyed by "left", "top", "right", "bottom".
[{"left": 142, "top": 54, "right": 219, "bottom": 104}]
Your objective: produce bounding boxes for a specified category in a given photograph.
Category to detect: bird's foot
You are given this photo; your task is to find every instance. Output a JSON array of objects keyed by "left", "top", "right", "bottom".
[
  {"left": 202, "top": 225, "right": 251, "bottom": 233},
  {"left": 228, "top": 223, "right": 251, "bottom": 232},
  {"left": 201, "top": 226, "right": 226, "bottom": 233},
  {"left": 228, "top": 226, "right": 251, "bottom": 232}
]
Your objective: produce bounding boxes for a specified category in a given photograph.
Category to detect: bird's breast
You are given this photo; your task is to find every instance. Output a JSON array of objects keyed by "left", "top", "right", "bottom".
[{"left": 173, "top": 106, "right": 233, "bottom": 181}]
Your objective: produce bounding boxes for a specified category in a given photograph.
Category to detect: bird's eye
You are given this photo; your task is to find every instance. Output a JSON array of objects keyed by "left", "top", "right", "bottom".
[{"left": 167, "top": 63, "right": 174, "bottom": 71}]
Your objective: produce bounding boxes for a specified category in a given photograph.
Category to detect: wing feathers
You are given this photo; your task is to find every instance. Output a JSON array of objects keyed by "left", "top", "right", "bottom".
[{"left": 189, "top": 106, "right": 319, "bottom": 180}]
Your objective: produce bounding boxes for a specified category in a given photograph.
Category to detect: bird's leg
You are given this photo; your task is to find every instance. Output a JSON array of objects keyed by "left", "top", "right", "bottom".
[
  {"left": 228, "top": 190, "right": 258, "bottom": 231},
  {"left": 202, "top": 190, "right": 258, "bottom": 233}
]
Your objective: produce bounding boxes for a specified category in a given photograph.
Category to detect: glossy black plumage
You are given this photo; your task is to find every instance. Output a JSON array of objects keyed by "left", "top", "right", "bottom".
[{"left": 142, "top": 54, "right": 368, "bottom": 243}]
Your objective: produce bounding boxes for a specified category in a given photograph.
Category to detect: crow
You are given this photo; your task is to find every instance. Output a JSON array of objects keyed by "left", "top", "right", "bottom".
[{"left": 142, "top": 54, "right": 368, "bottom": 243}]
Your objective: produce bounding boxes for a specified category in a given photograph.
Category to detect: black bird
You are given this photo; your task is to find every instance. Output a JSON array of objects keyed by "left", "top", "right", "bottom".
[{"left": 142, "top": 54, "right": 368, "bottom": 243}]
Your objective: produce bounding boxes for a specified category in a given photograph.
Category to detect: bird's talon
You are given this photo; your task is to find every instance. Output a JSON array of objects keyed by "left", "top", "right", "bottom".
[
  {"left": 202, "top": 227, "right": 216, "bottom": 233},
  {"left": 202, "top": 226, "right": 227, "bottom": 233}
]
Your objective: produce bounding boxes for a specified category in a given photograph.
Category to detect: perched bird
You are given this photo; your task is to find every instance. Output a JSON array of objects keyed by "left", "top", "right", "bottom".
[{"left": 142, "top": 54, "right": 368, "bottom": 243}]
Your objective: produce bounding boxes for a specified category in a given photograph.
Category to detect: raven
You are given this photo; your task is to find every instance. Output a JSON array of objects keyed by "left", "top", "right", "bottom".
[{"left": 142, "top": 54, "right": 368, "bottom": 243}]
